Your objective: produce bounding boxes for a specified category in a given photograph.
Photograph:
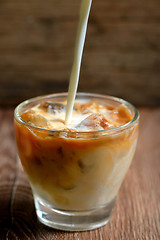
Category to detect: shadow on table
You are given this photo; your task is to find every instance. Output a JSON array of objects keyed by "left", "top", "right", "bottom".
[{"left": 0, "top": 188, "right": 63, "bottom": 239}]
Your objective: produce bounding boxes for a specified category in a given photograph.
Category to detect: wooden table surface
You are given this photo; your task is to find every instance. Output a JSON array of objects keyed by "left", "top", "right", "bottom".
[{"left": 0, "top": 108, "right": 160, "bottom": 239}]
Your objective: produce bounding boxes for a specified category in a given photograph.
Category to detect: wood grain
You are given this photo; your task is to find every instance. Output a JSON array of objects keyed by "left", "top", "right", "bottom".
[
  {"left": 0, "top": 108, "right": 160, "bottom": 239},
  {"left": 0, "top": 0, "right": 160, "bottom": 107}
]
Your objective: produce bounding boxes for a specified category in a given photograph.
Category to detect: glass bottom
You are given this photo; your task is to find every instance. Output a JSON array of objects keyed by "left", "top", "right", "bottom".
[{"left": 34, "top": 196, "right": 116, "bottom": 231}]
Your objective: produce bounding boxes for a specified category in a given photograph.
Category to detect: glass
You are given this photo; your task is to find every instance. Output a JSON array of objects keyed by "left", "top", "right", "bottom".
[{"left": 14, "top": 93, "right": 139, "bottom": 231}]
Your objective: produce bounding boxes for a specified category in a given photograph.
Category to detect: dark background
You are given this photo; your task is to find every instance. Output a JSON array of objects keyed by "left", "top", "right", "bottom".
[{"left": 0, "top": 0, "right": 160, "bottom": 107}]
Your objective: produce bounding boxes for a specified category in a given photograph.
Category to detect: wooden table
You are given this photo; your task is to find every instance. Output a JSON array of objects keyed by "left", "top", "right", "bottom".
[{"left": 0, "top": 108, "right": 160, "bottom": 239}]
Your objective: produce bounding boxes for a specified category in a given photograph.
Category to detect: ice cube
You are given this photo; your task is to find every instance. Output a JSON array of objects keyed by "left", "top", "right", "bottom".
[
  {"left": 39, "top": 101, "right": 66, "bottom": 115},
  {"left": 117, "top": 104, "right": 132, "bottom": 123},
  {"left": 78, "top": 103, "right": 93, "bottom": 114},
  {"left": 21, "top": 110, "right": 49, "bottom": 128},
  {"left": 76, "top": 113, "right": 112, "bottom": 131}
]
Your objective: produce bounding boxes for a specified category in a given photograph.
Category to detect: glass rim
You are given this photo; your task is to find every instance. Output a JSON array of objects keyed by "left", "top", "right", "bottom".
[{"left": 14, "top": 92, "right": 139, "bottom": 136}]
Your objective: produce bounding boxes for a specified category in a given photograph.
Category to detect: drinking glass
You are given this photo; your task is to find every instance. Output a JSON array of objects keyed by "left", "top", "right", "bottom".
[{"left": 14, "top": 93, "right": 139, "bottom": 231}]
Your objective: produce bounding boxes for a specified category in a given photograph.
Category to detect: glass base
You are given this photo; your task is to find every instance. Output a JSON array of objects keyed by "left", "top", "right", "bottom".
[{"left": 35, "top": 197, "right": 115, "bottom": 231}]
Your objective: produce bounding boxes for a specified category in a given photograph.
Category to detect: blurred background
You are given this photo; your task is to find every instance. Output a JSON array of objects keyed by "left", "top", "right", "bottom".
[{"left": 0, "top": 0, "right": 159, "bottom": 107}]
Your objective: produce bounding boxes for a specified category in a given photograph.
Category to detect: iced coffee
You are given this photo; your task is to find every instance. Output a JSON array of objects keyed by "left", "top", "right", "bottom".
[{"left": 14, "top": 93, "right": 139, "bottom": 231}]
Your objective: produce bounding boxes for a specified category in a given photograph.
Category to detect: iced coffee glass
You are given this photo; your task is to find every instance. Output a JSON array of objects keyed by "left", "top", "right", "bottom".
[{"left": 14, "top": 93, "right": 139, "bottom": 231}]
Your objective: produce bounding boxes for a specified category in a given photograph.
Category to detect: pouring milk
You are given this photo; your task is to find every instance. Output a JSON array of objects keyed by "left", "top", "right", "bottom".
[{"left": 65, "top": 0, "right": 92, "bottom": 125}]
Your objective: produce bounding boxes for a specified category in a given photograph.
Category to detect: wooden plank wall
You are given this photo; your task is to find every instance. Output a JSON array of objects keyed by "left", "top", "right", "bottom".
[{"left": 0, "top": 0, "right": 160, "bottom": 106}]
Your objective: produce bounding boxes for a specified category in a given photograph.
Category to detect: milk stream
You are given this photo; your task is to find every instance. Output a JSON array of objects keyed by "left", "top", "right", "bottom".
[{"left": 65, "top": 0, "right": 92, "bottom": 125}]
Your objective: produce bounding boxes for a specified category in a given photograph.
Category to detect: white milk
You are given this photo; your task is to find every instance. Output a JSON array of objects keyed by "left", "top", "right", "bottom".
[{"left": 65, "top": 0, "right": 92, "bottom": 125}]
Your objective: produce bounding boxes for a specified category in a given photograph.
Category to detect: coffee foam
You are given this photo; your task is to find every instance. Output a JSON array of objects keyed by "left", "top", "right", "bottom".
[{"left": 21, "top": 99, "right": 132, "bottom": 132}]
